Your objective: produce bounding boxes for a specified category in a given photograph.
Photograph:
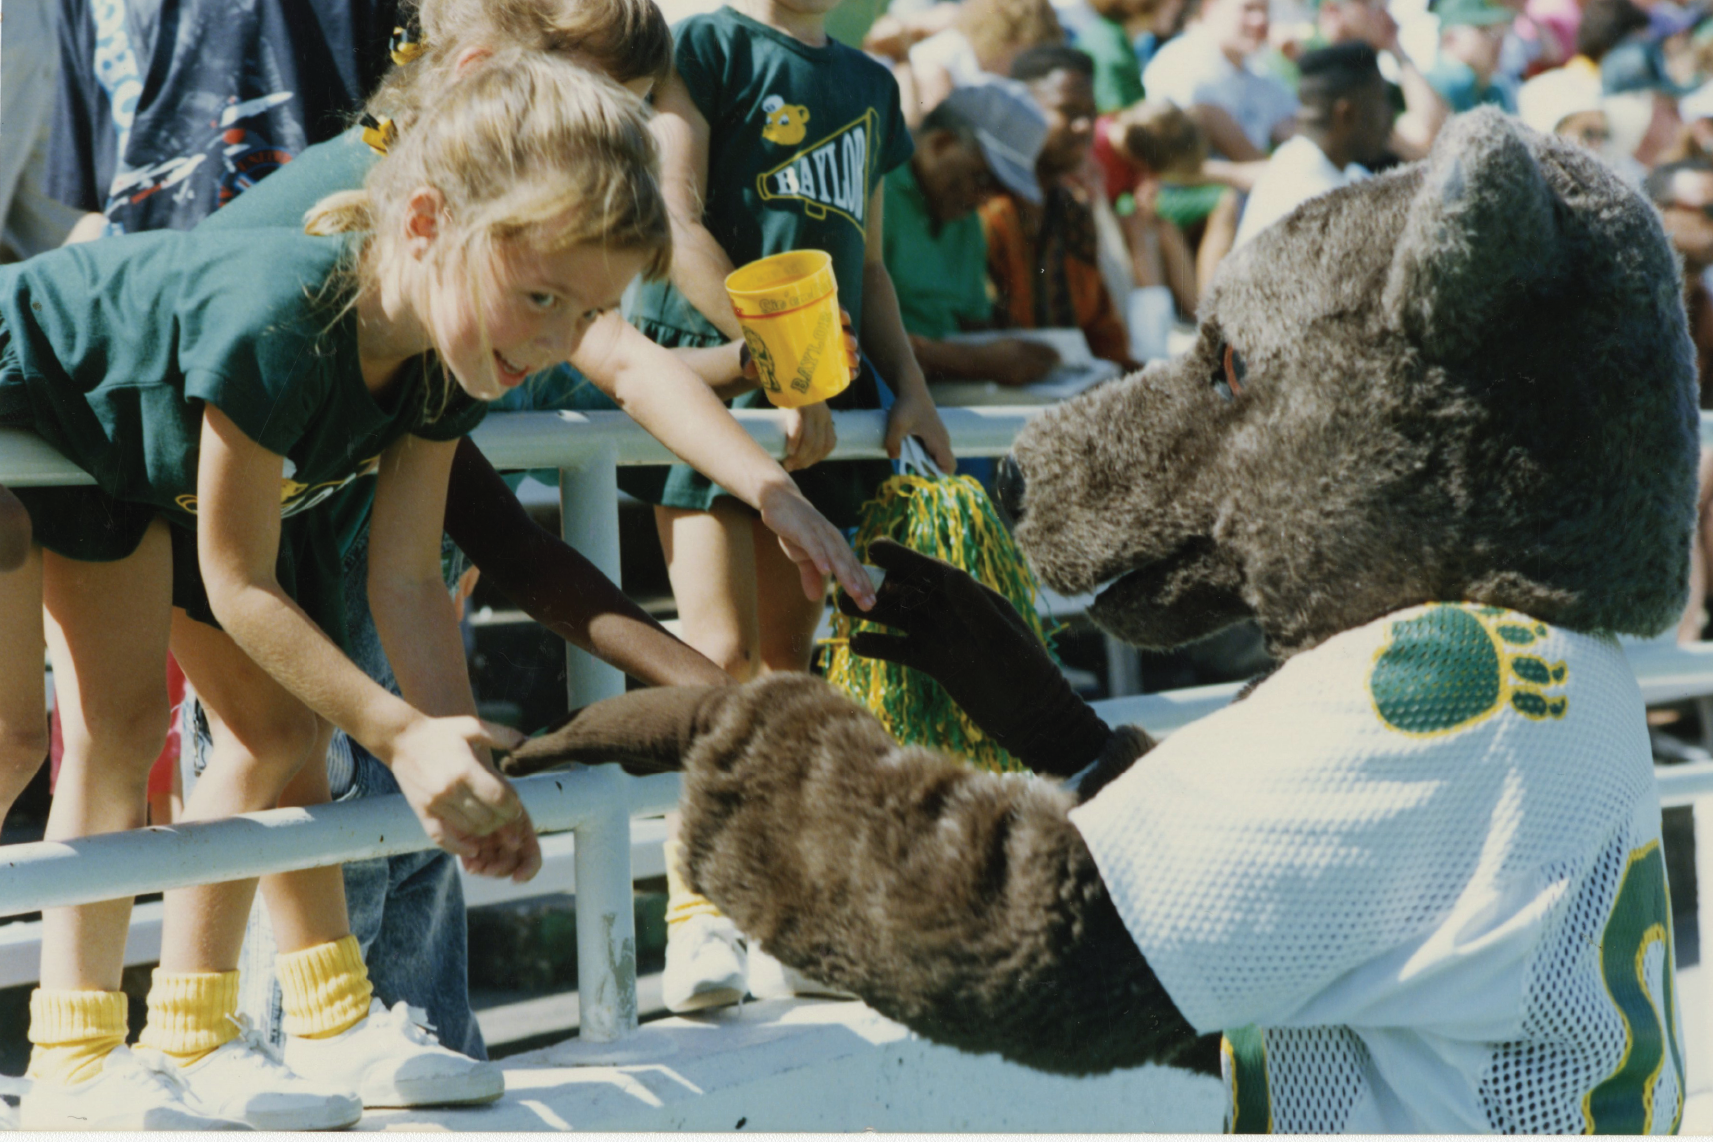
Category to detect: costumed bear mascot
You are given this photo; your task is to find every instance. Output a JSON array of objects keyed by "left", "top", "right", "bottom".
[{"left": 502, "top": 109, "right": 1699, "bottom": 1133}]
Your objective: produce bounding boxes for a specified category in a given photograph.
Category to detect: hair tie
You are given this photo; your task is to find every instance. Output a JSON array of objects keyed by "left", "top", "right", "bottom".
[
  {"left": 359, "top": 113, "right": 397, "bottom": 155},
  {"left": 389, "top": 25, "right": 426, "bottom": 66}
]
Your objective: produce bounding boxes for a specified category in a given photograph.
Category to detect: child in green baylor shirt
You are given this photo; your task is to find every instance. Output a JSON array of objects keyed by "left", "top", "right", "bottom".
[
  {"left": 633, "top": 0, "right": 956, "bottom": 1014},
  {"left": 0, "top": 53, "right": 657, "bottom": 1131}
]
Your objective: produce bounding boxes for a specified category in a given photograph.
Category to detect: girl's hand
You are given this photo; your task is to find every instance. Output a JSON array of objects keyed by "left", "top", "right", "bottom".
[
  {"left": 758, "top": 481, "right": 876, "bottom": 609},
  {"left": 386, "top": 715, "right": 542, "bottom": 879},
  {"left": 839, "top": 308, "right": 860, "bottom": 381},
  {"left": 884, "top": 388, "right": 955, "bottom": 473},
  {"left": 781, "top": 401, "right": 836, "bottom": 472}
]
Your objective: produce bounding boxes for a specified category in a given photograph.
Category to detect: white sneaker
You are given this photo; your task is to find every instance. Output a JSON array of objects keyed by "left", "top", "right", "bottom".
[
  {"left": 283, "top": 999, "right": 503, "bottom": 1109},
  {"left": 18, "top": 1045, "right": 251, "bottom": 1131},
  {"left": 176, "top": 1015, "right": 362, "bottom": 1130},
  {"left": 746, "top": 946, "right": 859, "bottom": 1001},
  {"left": 662, "top": 914, "right": 747, "bottom": 1013}
]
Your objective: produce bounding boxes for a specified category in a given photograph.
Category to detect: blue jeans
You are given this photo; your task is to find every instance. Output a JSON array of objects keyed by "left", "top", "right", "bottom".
[{"left": 183, "top": 526, "right": 484, "bottom": 1058}]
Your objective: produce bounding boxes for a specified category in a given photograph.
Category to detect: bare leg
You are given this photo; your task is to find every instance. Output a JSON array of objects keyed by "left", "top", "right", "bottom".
[
  {"left": 38, "top": 520, "right": 174, "bottom": 992},
  {"left": 0, "top": 544, "right": 46, "bottom": 832},
  {"left": 751, "top": 517, "right": 826, "bottom": 674},
  {"left": 655, "top": 500, "right": 761, "bottom": 682},
  {"left": 0, "top": 484, "right": 31, "bottom": 572},
  {"left": 163, "top": 612, "right": 347, "bottom": 971},
  {"left": 655, "top": 500, "right": 766, "bottom": 959}
]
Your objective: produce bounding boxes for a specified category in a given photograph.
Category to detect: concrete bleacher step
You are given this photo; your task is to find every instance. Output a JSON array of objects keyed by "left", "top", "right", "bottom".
[{"left": 359, "top": 998, "right": 1228, "bottom": 1133}]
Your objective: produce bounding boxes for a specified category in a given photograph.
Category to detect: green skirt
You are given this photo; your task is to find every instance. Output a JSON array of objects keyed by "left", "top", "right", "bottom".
[{"left": 0, "top": 363, "right": 351, "bottom": 652}]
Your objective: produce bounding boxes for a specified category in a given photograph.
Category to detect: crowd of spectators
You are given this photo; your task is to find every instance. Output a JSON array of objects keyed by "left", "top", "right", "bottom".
[{"left": 852, "top": 0, "right": 1711, "bottom": 377}]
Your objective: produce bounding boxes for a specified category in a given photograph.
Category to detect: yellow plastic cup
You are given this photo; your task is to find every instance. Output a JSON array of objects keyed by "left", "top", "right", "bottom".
[{"left": 725, "top": 250, "right": 850, "bottom": 409}]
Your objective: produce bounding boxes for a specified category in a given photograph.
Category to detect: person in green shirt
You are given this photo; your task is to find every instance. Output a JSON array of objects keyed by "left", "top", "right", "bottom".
[
  {"left": 635, "top": 0, "right": 956, "bottom": 1016},
  {"left": 1075, "top": 0, "right": 1156, "bottom": 113},
  {"left": 884, "top": 80, "right": 1062, "bottom": 386},
  {"left": 0, "top": 53, "right": 659, "bottom": 1131}
]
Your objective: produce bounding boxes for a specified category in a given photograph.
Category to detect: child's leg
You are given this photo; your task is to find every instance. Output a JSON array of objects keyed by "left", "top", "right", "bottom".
[
  {"left": 152, "top": 612, "right": 356, "bottom": 1056},
  {"left": 157, "top": 613, "right": 497, "bottom": 1113},
  {"left": 749, "top": 516, "right": 827, "bottom": 674},
  {"left": 0, "top": 544, "right": 46, "bottom": 831},
  {"left": 0, "top": 483, "right": 32, "bottom": 572},
  {"left": 32, "top": 520, "right": 173, "bottom": 1079},
  {"left": 654, "top": 500, "right": 764, "bottom": 1010},
  {"left": 655, "top": 500, "right": 762, "bottom": 682}
]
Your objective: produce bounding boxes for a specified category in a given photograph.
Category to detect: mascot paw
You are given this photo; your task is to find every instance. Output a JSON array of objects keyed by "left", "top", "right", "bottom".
[{"left": 497, "top": 686, "right": 734, "bottom": 777}]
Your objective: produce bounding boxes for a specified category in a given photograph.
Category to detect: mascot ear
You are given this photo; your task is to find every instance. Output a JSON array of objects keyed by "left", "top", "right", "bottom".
[{"left": 1384, "top": 108, "right": 1564, "bottom": 358}]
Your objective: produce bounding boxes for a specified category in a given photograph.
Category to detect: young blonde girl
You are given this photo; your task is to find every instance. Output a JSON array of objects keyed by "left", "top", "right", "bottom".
[
  {"left": 1, "top": 53, "right": 664, "bottom": 1130},
  {"left": 204, "top": 0, "right": 867, "bottom": 567}
]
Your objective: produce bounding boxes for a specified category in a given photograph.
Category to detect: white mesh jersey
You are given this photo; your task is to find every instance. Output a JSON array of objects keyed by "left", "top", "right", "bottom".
[{"left": 1071, "top": 603, "right": 1684, "bottom": 1134}]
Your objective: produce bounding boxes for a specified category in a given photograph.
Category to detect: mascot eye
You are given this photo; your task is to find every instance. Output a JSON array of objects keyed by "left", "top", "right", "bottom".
[{"left": 1213, "top": 344, "right": 1247, "bottom": 401}]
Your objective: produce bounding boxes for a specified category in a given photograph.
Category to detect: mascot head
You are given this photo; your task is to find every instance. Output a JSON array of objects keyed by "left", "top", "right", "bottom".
[{"left": 1006, "top": 109, "right": 1699, "bottom": 657}]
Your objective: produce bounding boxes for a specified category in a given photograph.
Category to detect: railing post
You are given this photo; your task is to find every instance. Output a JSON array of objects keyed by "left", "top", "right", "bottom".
[
  {"left": 559, "top": 446, "right": 626, "bottom": 709},
  {"left": 573, "top": 765, "right": 638, "bottom": 1042}
]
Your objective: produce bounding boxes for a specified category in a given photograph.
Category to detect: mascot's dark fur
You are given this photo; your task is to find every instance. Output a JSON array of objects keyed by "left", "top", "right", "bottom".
[{"left": 512, "top": 110, "right": 1699, "bottom": 1086}]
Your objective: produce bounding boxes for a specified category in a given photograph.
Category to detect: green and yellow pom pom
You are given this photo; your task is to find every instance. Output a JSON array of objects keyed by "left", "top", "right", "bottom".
[{"left": 819, "top": 471, "right": 1059, "bottom": 774}]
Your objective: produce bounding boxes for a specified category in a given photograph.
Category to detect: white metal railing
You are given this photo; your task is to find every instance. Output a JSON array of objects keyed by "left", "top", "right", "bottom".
[
  {"left": 0, "top": 408, "right": 1037, "bottom": 1044},
  {"left": 0, "top": 409, "right": 1711, "bottom": 1048}
]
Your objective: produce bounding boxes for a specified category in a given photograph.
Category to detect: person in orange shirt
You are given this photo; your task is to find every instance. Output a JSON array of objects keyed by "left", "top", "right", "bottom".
[{"left": 979, "top": 46, "right": 1138, "bottom": 368}]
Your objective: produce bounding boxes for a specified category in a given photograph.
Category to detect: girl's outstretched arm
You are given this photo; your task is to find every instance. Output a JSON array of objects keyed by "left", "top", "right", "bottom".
[
  {"left": 195, "top": 406, "right": 538, "bottom": 878},
  {"left": 444, "top": 436, "right": 731, "bottom": 687},
  {"left": 572, "top": 312, "right": 874, "bottom": 609}
]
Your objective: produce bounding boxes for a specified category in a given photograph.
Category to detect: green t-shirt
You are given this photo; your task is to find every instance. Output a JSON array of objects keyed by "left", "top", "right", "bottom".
[
  {"left": 0, "top": 228, "right": 485, "bottom": 531},
  {"left": 199, "top": 127, "right": 376, "bottom": 233},
  {"left": 880, "top": 163, "right": 989, "bottom": 340},
  {"left": 629, "top": 6, "right": 915, "bottom": 350},
  {"left": 823, "top": 0, "right": 892, "bottom": 48},
  {"left": 1076, "top": 17, "right": 1147, "bottom": 114}
]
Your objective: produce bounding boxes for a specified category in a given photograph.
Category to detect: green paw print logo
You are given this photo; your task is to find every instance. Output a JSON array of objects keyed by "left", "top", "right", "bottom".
[{"left": 1369, "top": 604, "right": 1569, "bottom": 737}]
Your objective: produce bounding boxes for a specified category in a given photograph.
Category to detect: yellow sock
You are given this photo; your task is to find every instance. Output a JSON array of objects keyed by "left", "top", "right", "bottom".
[
  {"left": 665, "top": 837, "right": 722, "bottom": 926},
  {"left": 26, "top": 989, "right": 128, "bottom": 1085},
  {"left": 276, "top": 934, "right": 372, "bottom": 1039},
  {"left": 136, "top": 969, "right": 240, "bottom": 1065}
]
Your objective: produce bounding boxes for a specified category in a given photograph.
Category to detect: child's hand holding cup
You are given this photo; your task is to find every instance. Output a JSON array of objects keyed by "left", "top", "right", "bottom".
[{"left": 726, "top": 250, "right": 855, "bottom": 408}]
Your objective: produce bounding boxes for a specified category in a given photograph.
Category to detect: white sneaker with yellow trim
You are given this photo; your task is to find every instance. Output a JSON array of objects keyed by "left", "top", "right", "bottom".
[
  {"left": 283, "top": 999, "right": 503, "bottom": 1108},
  {"left": 175, "top": 1014, "right": 362, "bottom": 1130},
  {"left": 17, "top": 1045, "right": 252, "bottom": 1131},
  {"left": 663, "top": 913, "right": 747, "bottom": 1013}
]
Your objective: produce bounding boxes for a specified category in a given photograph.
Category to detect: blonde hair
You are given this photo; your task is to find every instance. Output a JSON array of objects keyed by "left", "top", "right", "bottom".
[
  {"left": 372, "top": 0, "right": 672, "bottom": 136},
  {"left": 306, "top": 50, "right": 671, "bottom": 408},
  {"left": 957, "top": 0, "right": 1064, "bottom": 67}
]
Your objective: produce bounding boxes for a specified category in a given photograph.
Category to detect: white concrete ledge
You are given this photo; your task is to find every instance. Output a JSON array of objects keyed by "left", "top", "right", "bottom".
[{"left": 356, "top": 998, "right": 1228, "bottom": 1133}]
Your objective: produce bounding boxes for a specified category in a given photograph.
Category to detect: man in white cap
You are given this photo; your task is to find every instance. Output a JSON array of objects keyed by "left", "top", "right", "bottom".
[{"left": 883, "top": 78, "right": 1061, "bottom": 386}]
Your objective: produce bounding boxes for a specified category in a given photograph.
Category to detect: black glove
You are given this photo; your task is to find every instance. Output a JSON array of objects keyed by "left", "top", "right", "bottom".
[
  {"left": 836, "top": 539, "right": 1113, "bottom": 777},
  {"left": 497, "top": 685, "right": 733, "bottom": 778}
]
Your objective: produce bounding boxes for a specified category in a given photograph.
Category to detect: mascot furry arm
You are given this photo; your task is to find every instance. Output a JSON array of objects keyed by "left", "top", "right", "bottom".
[{"left": 501, "top": 637, "right": 1215, "bottom": 1077}]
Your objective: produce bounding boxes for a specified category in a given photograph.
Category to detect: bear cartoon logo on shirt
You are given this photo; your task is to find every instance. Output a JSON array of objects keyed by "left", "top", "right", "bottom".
[
  {"left": 757, "top": 109, "right": 877, "bottom": 234},
  {"left": 760, "top": 95, "right": 811, "bottom": 145}
]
